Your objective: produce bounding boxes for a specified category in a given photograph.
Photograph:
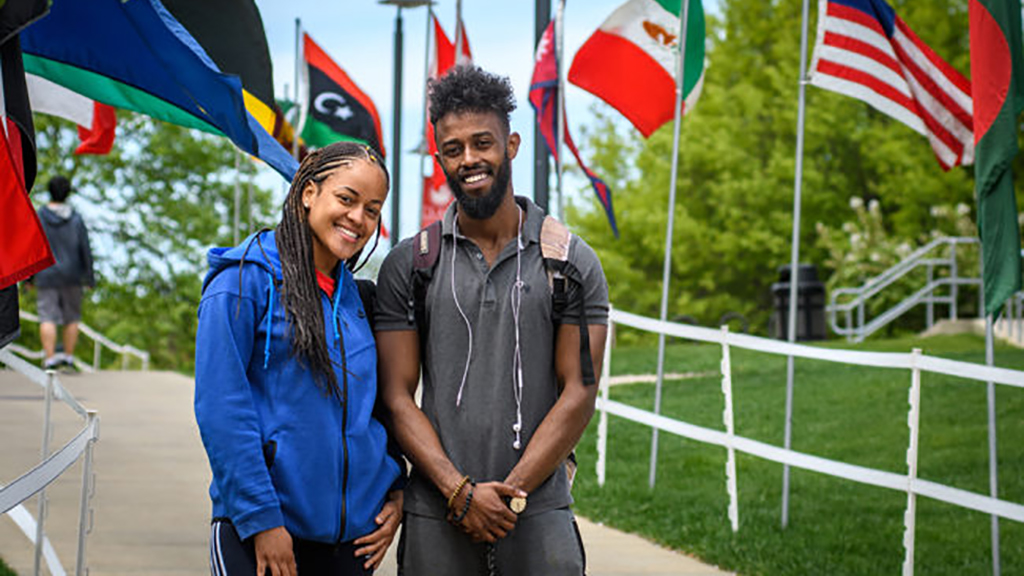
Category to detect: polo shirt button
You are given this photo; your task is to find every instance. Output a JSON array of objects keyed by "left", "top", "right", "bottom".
[{"left": 475, "top": 252, "right": 483, "bottom": 260}]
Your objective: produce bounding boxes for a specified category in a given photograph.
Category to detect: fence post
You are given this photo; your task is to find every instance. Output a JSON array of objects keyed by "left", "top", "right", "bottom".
[
  {"left": 926, "top": 264, "right": 935, "bottom": 329},
  {"left": 93, "top": 341, "right": 101, "bottom": 371},
  {"left": 75, "top": 411, "right": 100, "bottom": 576},
  {"left": 121, "top": 350, "right": 129, "bottom": 371},
  {"left": 597, "top": 307, "right": 613, "bottom": 487},
  {"left": 33, "top": 371, "right": 55, "bottom": 576},
  {"left": 720, "top": 326, "right": 739, "bottom": 532},
  {"left": 857, "top": 301, "right": 865, "bottom": 339},
  {"left": 901, "top": 348, "right": 922, "bottom": 576},
  {"left": 950, "top": 241, "right": 958, "bottom": 321}
]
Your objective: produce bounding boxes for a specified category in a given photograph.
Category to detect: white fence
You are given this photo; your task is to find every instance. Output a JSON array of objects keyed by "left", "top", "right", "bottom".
[
  {"left": 17, "top": 311, "right": 150, "bottom": 371},
  {"left": 596, "top": 309, "right": 1024, "bottom": 575},
  {"left": 0, "top": 348, "right": 100, "bottom": 576}
]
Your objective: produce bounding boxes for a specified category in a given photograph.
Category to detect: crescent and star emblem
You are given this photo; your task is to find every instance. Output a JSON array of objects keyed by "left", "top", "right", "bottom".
[{"left": 314, "top": 92, "right": 355, "bottom": 121}]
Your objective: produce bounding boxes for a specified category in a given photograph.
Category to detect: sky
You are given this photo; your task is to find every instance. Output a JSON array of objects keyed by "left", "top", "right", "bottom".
[{"left": 252, "top": 0, "right": 721, "bottom": 242}]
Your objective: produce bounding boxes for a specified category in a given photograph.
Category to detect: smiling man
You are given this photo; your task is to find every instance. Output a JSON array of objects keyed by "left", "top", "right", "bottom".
[{"left": 374, "top": 65, "right": 609, "bottom": 575}]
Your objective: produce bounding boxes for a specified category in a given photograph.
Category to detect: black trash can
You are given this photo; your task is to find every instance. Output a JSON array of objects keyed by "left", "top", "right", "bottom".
[{"left": 771, "top": 264, "right": 826, "bottom": 341}]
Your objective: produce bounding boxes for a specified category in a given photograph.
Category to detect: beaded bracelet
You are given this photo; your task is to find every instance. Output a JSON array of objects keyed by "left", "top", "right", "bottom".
[
  {"left": 447, "top": 475, "right": 470, "bottom": 510},
  {"left": 451, "top": 481, "right": 476, "bottom": 525}
]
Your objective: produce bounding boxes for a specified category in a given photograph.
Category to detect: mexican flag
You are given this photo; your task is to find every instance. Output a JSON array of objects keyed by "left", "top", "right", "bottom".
[
  {"left": 568, "top": 0, "right": 705, "bottom": 138},
  {"left": 299, "top": 33, "right": 385, "bottom": 157},
  {"left": 970, "top": 0, "right": 1023, "bottom": 316}
]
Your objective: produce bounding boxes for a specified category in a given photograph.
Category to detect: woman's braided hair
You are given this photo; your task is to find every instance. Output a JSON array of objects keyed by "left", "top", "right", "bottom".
[{"left": 276, "top": 141, "right": 388, "bottom": 395}]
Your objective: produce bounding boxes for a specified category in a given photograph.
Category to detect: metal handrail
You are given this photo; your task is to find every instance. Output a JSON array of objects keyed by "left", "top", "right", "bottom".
[
  {"left": 0, "top": 346, "right": 100, "bottom": 576},
  {"left": 827, "top": 237, "right": 980, "bottom": 342},
  {"left": 17, "top": 311, "right": 150, "bottom": 370}
]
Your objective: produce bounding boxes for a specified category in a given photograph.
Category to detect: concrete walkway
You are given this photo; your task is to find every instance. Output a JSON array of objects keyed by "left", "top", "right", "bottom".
[{"left": 0, "top": 369, "right": 730, "bottom": 575}]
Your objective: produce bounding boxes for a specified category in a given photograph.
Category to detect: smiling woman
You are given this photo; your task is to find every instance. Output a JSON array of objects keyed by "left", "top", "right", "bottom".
[{"left": 194, "top": 141, "right": 405, "bottom": 575}]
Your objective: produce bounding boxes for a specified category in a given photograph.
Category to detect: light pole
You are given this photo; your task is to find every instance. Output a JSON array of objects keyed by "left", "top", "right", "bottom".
[{"left": 379, "top": 0, "right": 433, "bottom": 246}]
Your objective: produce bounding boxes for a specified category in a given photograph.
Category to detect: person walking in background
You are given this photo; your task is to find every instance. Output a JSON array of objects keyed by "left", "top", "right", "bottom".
[
  {"left": 194, "top": 142, "right": 404, "bottom": 575},
  {"left": 33, "top": 175, "right": 94, "bottom": 372}
]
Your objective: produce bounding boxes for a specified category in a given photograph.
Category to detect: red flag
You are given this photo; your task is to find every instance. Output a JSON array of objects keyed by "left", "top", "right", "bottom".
[
  {"left": 1, "top": 117, "right": 53, "bottom": 288},
  {"left": 27, "top": 73, "right": 117, "bottom": 155},
  {"left": 421, "top": 15, "right": 472, "bottom": 228},
  {"left": 1, "top": 34, "right": 53, "bottom": 289},
  {"left": 76, "top": 101, "right": 117, "bottom": 155}
]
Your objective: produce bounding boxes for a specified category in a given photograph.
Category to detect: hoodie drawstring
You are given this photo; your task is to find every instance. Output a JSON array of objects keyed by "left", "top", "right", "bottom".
[
  {"left": 331, "top": 281, "right": 343, "bottom": 345},
  {"left": 263, "top": 270, "right": 275, "bottom": 369}
]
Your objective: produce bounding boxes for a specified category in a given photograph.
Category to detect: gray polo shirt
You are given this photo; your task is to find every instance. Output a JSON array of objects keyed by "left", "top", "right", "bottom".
[{"left": 375, "top": 196, "right": 609, "bottom": 518}]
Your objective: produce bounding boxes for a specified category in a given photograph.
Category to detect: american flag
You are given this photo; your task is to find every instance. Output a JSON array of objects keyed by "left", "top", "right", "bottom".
[
  {"left": 530, "top": 20, "right": 619, "bottom": 237},
  {"left": 808, "top": 0, "right": 973, "bottom": 170}
]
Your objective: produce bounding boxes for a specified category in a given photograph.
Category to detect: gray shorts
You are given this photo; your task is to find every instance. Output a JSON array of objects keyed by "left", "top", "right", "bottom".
[
  {"left": 37, "top": 286, "right": 83, "bottom": 325},
  {"left": 398, "top": 507, "right": 585, "bottom": 576}
]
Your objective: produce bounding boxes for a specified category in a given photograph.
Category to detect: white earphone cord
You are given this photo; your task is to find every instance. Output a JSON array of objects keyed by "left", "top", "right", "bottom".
[
  {"left": 452, "top": 207, "right": 527, "bottom": 452},
  {"left": 452, "top": 217, "right": 474, "bottom": 408},
  {"left": 510, "top": 206, "right": 525, "bottom": 450}
]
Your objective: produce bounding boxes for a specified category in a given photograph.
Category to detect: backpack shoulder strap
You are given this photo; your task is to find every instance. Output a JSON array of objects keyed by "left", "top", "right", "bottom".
[
  {"left": 539, "top": 216, "right": 596, "bottom": 386},
  {"left": 409, "top": 220, "right": 443, "bottom": 329},
  {"left": 355, "top": 278, "right": 377, "bottom": 330}
]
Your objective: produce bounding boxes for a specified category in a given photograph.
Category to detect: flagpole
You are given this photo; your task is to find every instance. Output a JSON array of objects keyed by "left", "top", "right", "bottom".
[
  {"left": 555, "top": 0, "right": 566, "bottom": 220},
  {"left": 979, "top": 248, "right": 1001, "bottom": 576},
  {"left": 293, "top": 18, "right": 301, "bottom": 160},
  {"left": 780, "top": 0, "right": 812, "bottom": 529},
  {"left": 390, "top": 6, "right": 405, "bottom": 247},
  {"left": 649, "top": 0, "right": 690, "bottom": 489},
  {"left": 985, "top": 310, "right": 1001, "bottom": 576},
  {"left": 419, "top": 4, "right": 434, "bottom": 226},
  {"left": 454, "top": 0, "right": 463, "bottom": 63},
  {"left": 533, "top": 0, "right": 551, "bottom": 213}
]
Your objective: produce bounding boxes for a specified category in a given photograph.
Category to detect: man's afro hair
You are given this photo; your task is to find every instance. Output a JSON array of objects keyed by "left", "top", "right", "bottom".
[{"left": 428, "top": 65, "right": 516, "bottom": 132}]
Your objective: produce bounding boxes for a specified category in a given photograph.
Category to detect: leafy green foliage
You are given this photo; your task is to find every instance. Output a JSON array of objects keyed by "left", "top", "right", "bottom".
[
  {"left": 567, "top": 0, "right": 1004, "bottom": 336},
  {"left": 20, "top": 112, "right": 280, "bottom": 371},
  {"left": 573, "top": 334, "right": 1024, "bottom": 575}
]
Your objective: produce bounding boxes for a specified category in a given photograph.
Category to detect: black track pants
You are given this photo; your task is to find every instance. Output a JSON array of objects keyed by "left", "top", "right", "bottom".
[{"left": 209, "top": 519, "right": 373, "bottom": 576}]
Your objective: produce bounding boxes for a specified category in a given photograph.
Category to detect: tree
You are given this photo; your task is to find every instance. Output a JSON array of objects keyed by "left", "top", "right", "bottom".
[
  {"left": 569, "top": 0, "right": 992, "bottom": 335},
  {"left": 22, "top": 112, "right": 280, "bottom": 371}
]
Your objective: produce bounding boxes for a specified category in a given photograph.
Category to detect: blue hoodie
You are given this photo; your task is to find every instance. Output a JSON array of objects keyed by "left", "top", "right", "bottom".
[{"left": 194, "top": 230, "right": 400, "bottom": 543}]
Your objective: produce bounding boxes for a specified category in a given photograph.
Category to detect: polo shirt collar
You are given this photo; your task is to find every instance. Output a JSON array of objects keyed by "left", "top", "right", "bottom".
[{"left": 440, "top": 195, "right": 546, "bottom": 245}]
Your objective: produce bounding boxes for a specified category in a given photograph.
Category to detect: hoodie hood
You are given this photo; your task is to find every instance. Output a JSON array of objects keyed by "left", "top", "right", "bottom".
[
  {"left": 39, "top": 204, "right": 75, "bottom": 227},
  {"left": 203, "top": 230, "right": 282, "bottom": 294}
]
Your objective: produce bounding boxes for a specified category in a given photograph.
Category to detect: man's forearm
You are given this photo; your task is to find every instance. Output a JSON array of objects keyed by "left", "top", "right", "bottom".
[
  {"left": 502, "top": 383, "right": 596, "bottom": 494},
  {"left": 387, "top": 394, "right": 466, "bottom": 502}
]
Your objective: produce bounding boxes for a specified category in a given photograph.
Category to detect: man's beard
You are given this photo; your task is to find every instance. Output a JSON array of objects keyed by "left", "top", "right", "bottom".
[{"left": 445, "top": 153, "right": 512, "bottom": 220}]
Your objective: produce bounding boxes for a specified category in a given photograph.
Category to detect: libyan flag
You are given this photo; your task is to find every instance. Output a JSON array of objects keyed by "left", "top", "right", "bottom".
[
  {"left": 299, "top": 33, "right": 385, "bottom": 157},
  {"left": 970, "top": 0, "right": 1024, "bottom": 316},
  {"left": 569, "top": 0, "right": 705, "bottom": 138}
]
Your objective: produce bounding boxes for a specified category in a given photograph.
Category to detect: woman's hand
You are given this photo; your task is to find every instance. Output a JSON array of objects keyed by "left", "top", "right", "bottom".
[
  {"left": 353, "top": 490, "right": 404, "bottom": 570},
  {"left": 254, "top": 526, "right": 296, "bottom": 576}
]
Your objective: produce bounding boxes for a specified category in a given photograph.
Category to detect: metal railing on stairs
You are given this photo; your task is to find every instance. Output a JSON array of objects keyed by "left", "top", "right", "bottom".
[
  {"left": 827, "top": 237, "right": 982, "bottom": 342},
  {"left": 0, "top": 347, "right": 100, "bottom": 576},
  {"left": 15, "top": 311, "right": 150, "bottom": 371}
]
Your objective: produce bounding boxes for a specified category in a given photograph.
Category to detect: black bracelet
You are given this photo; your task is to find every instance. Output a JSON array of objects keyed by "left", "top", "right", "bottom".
[{"left": 451, "top": 481, "right": 476, "bottom": 524}]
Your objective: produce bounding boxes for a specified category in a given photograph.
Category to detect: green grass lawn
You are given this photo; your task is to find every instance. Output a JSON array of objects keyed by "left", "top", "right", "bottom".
[{"left": 572, "top": 333, "right": 1024, "bottom": 575}]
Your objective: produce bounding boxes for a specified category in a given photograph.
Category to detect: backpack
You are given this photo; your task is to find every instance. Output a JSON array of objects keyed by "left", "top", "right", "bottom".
[{"left": 406, "top": 215, "right": 596, "bottom": 387}]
